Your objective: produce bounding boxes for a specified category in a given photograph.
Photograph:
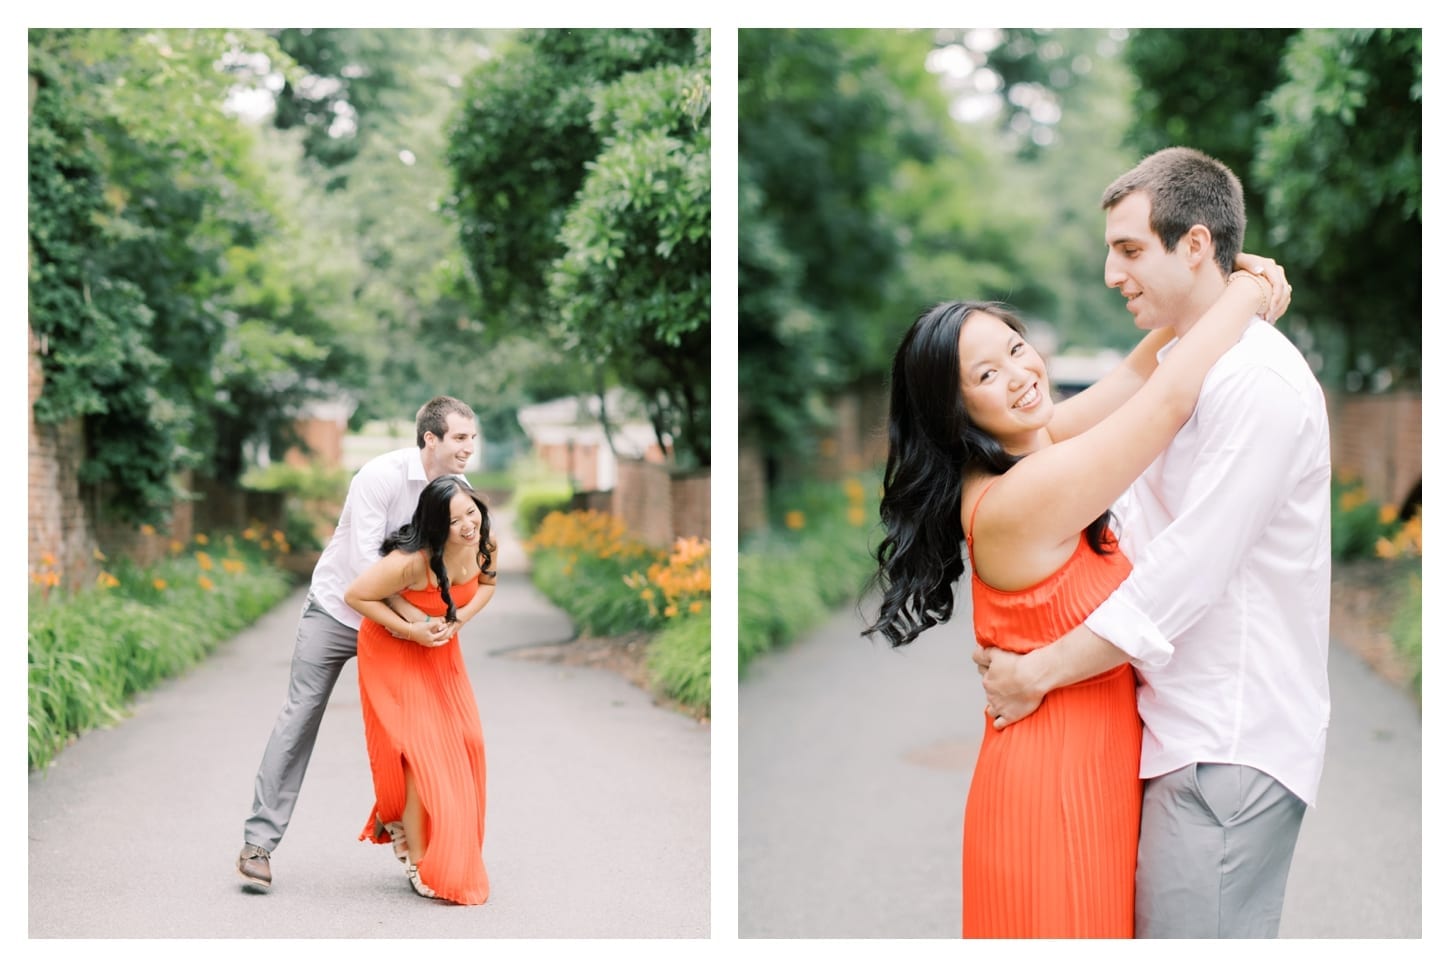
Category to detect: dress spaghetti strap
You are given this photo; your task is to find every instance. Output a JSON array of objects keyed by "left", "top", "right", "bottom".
[{"left": 965, "top": 476, "right": 1002, "bottom": 559}]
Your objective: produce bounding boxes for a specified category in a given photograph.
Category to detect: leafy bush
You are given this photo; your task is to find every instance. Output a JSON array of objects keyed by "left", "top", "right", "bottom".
[
  {"left": 1331, "top": 475, "right": 1414, "bottom": 560},
  {"left": 738, "top": 473, "right": 881, "bottom": 676},
  {"left": 507, "top": 457, "right": 576, "bottom": 538},
  {"left": 527, "top": 510, "right": 663, "bottom": 635},
  {"left": 241, "top": 460, "right": 354, "bottom": 552},
  {"left": 527, "top": 510, "right": 711, "bottom": 713},
  {"left": 647, "top": 605, "right": 710, "bottom": 717},
  {"left": 29, "top": 531, "right": 293, "bottom": 772},
  {"left": 1391, "top": 571, "right": 1422, "bottom": 698},
  {"left": 514, "top": 489, "right": 576, "bottom": 538}
]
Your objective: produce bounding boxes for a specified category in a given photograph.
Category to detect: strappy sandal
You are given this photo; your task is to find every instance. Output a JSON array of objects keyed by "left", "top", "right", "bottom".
[
  {"left": 406, "top": 860, "right": 437, "bottom": 898},
  {"left": 382, "top": 821, "right": 410, "bottom": 865}
]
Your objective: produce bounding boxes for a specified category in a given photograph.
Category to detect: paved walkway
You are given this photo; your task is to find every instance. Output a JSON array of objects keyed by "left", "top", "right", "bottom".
[
  {"left": 27, "top": 514, "right": 710, "bottom": 939},
  {"left": 739, "top": 597, "right": 1422, "bottom": 939}
]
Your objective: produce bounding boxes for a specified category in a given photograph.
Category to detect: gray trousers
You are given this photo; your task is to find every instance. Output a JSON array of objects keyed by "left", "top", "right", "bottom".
[
  {"left": 1136, "top": 762, "right": 1307, "bottom": 938},
  {"left": 242, "top": 597, "right": 359, "bottom": 852}
]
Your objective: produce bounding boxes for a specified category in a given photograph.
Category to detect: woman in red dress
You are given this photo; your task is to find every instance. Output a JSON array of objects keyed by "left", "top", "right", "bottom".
[{"left": 345, "top": 475, "right": 497, "bottom": 903}]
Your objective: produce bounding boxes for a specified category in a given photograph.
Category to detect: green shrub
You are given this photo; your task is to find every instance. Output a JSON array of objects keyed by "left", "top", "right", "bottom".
[
  {"left": 647, "top": 606, "right": 710, "bottom": 717},
  {"left": 241, "top": 461, "right": 352, "bottom": 502},
  {"left": 514, "top": 489, "right": 576, "bottom": 538},
  {"left": 506, "top": 457, "right": 577, "bottom": 537},
  {"left": 1391, "top": 570, "right": 1422, "bottom": 697},
  {"left": 531, "top": 548, "right": 660, "bottom": 635},
  {"left": 1331, "top": 476, "right": 1402, "bottom": 560},
  {"left": 240, "top": 460, "right": 351, "bottom": 552},
  {"left": 738, "top": 473, "right": 880, "bottom": 676},
  {"left": 525, "top": 508, "right": 710, "bottom": 715},
  {"left": 28, "top": 534, "right": 292, "bottom": 772},
  {"left": 526, "top": 508, "right": 666, "bottom": 636}
]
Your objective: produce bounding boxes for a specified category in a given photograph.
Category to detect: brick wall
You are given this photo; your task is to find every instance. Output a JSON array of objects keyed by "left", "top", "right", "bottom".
[
  {"left": 738, "top": 444, "right": 767, "bottom": 538},
  {"left": 589, "top": 458, "right": 711, "bottom": 547},
  {"left": 671, "top": 469, "right": 711, "bottom": 543},
  {"left": 30, "top": 328, "right": 296, "bottom": 583},
  {"left": 613, "top": 458, "right": 676, "bottom": 547},
  {"left": 28, "top": 330, "right": 98, "bottom": 590},
  {"left": 1325, "top": 390, "right": 1422, "bottom": 509},
  {"left": 537, "top": 440, "right": 604, "bottom": 491},
  {"left": 286, "top": 415, "right": 346, "bottom": 469}
]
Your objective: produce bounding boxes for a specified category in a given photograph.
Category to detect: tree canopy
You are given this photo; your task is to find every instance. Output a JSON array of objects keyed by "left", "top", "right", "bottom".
[
  {"left": 29, "top": 28, "right": 362, "bottom": 521},
  {"left": 737, "top": 27, "right": 1422, "bottom": 490},
  {"left": 1123, "top": 27, "right": 1421, "bottom": 389},
  {"left": 447, "top": 28, "right": 711, "bottom": 467}
]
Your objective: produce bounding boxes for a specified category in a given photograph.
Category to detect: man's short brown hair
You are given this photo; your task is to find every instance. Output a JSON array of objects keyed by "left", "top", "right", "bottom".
[
  {"left": 1102, "top": 147, "right": 1246, "bottom": 277},
  {"left": 415, "top": 396, "right": 476, "bottom": 448}
]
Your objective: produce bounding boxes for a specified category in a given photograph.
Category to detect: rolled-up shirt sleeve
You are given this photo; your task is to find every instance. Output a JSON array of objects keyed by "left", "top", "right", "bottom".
[{"left": 1085, "top": 364, "right": 1310, "bottom": 669}]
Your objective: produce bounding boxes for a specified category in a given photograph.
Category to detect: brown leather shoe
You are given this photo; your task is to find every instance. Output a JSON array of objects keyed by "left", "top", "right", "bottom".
[{"left": 237, "top": 844, "right": 272, "bottom": 888}]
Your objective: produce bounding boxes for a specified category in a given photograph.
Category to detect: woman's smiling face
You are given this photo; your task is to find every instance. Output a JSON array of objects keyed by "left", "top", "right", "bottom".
[
  {"left": 957, "top": 310, "right": 1052, "bottom": 454},
  {"left": 446, "top": 491, "right": 482, "bottom": 549}
]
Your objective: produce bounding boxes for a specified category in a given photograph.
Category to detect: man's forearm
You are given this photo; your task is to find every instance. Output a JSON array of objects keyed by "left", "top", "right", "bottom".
[{"left": 1025, "top": 623, "right": 1132, "bottom": 692}]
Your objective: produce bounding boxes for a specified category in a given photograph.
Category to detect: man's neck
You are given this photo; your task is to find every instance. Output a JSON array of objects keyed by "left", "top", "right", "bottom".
[{"left": 1170, "top": 272, "right": 1233, "bottom": 340}]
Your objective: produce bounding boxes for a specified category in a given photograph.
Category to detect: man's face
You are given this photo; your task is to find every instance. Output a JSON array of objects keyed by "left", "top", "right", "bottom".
[
  {"left": 424, "top": 413, "right": 477, "bottom": 478},
  {"left": 1103, "top": 191, "right": 1196, "bottom": 332}
]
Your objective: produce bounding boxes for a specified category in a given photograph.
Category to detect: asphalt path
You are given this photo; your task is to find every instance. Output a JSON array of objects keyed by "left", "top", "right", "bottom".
[
  {"left": 738, "top": 594, "right": 1422, "bottom": 939},
  {"left": 27, "top": 516, "right": 710, "bottom": 940}
]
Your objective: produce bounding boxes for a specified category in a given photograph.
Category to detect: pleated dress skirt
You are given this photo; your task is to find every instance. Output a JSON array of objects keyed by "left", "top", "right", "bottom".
[
  {"left": 962, "top": 530, "right": 1142, "bottom": 938},
  {"left": 356, "top": 575, "right": 489, "bottom": 904}
]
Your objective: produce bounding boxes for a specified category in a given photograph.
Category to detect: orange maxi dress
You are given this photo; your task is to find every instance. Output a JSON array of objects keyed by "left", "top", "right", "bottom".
[
  {"left": 961, "top": 487, "right": 1142, "bottom": 938},
  {"left": 356, "top": 562, "right": 489, "bottom": 905}
]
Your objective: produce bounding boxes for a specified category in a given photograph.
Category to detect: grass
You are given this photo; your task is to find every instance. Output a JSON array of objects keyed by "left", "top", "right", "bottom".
[
  {"left": 526, "top": 509, "right": 710, "bottom": 717},
  {"left": 738, "top": 472, "right": 881, "bottom": 677},
  {"left": 1390, "top": 570, "right": 1422, "bottom": 697},
  {"left": 28, "top": 532, "right": 295, "bottom": 772},
  {"left": 646, "top": 606, "right": 711, "bottom": 717}
]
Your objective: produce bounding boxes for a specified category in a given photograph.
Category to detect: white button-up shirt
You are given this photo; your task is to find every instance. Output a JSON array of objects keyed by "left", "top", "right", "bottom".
[
  {"left": 310, "top": 447, "right": 433, "bottom": 630},
  {"left": 1084, "top": 320, "right": 1332, "bottom": 806}
]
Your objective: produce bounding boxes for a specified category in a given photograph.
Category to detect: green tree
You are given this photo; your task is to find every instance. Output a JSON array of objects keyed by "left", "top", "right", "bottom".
[
  {"left": 1122, "top": 27, "right": 1421, "bottom": 389},
  {"left": 29, "top": 28, "right": 381, "bottom": 521},
  {"left": 447, "top": 28, "right": 710, "bottom": 467},
  {"left": 738, "top": 28, "right": 945, "bottom": 471},
  {"left": 1253, "top": 28, "right": 1421, "bottom": 389}
]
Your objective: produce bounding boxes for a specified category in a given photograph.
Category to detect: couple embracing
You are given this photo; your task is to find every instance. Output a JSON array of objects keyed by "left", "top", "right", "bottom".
[
  {"left": 237, "top": 396, "right": 497, "bottom": 904},
  {"left": 867, "top": 147, "right": 1331, "bottom": 938}
]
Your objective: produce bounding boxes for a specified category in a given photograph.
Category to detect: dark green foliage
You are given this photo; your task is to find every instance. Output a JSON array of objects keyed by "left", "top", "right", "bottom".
[
  {"left": 28, "top": 33, "right": 191, "bottom": 522},
  {"left": 449, "top": 28, "right": 698, "bottom": 319},
  {"left": 1254, "top": 28, "right": 1421, "bottom": 389},
  {"left": 269, "top": 27, "right": 401, "bottom": 175},
  {"left": 29, "top": 29, "right": 384, "bottom": 524},
  {"left": 738, "top": 29, "right": 943, "bottom": 463},
  {"left": 447, "top": 28, "right": 710, "bottom": 467},
  {"left": 1123, "top": 27, "right": 1421, "bottom": 390}
]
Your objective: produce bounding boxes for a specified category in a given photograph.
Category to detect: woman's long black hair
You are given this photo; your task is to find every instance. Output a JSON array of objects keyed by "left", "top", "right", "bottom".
[
  {"left": 862, "top": 301, "right": 1113, "bottom": 648},
  {"left": 380, "top": 476, "right": 497, "bottom": 623}
]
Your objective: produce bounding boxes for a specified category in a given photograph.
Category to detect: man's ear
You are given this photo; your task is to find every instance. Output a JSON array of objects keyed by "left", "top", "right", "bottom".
[{"left": 1184, "top": 223, "right": 1215, "bottom": 268}]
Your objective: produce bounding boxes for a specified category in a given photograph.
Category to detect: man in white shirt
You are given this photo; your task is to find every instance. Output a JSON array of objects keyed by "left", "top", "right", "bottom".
[
  {"left": 237, "top": 396, "right": 486, "bottom": 890},
  {"left": 976, "top": 147, "right": 1332, "bottom": 938}
]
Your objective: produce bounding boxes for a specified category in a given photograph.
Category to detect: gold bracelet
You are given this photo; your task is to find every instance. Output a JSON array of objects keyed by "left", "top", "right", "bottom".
[{"left": 1228, "top": 269, "right": 1272, "bottom": 316}]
